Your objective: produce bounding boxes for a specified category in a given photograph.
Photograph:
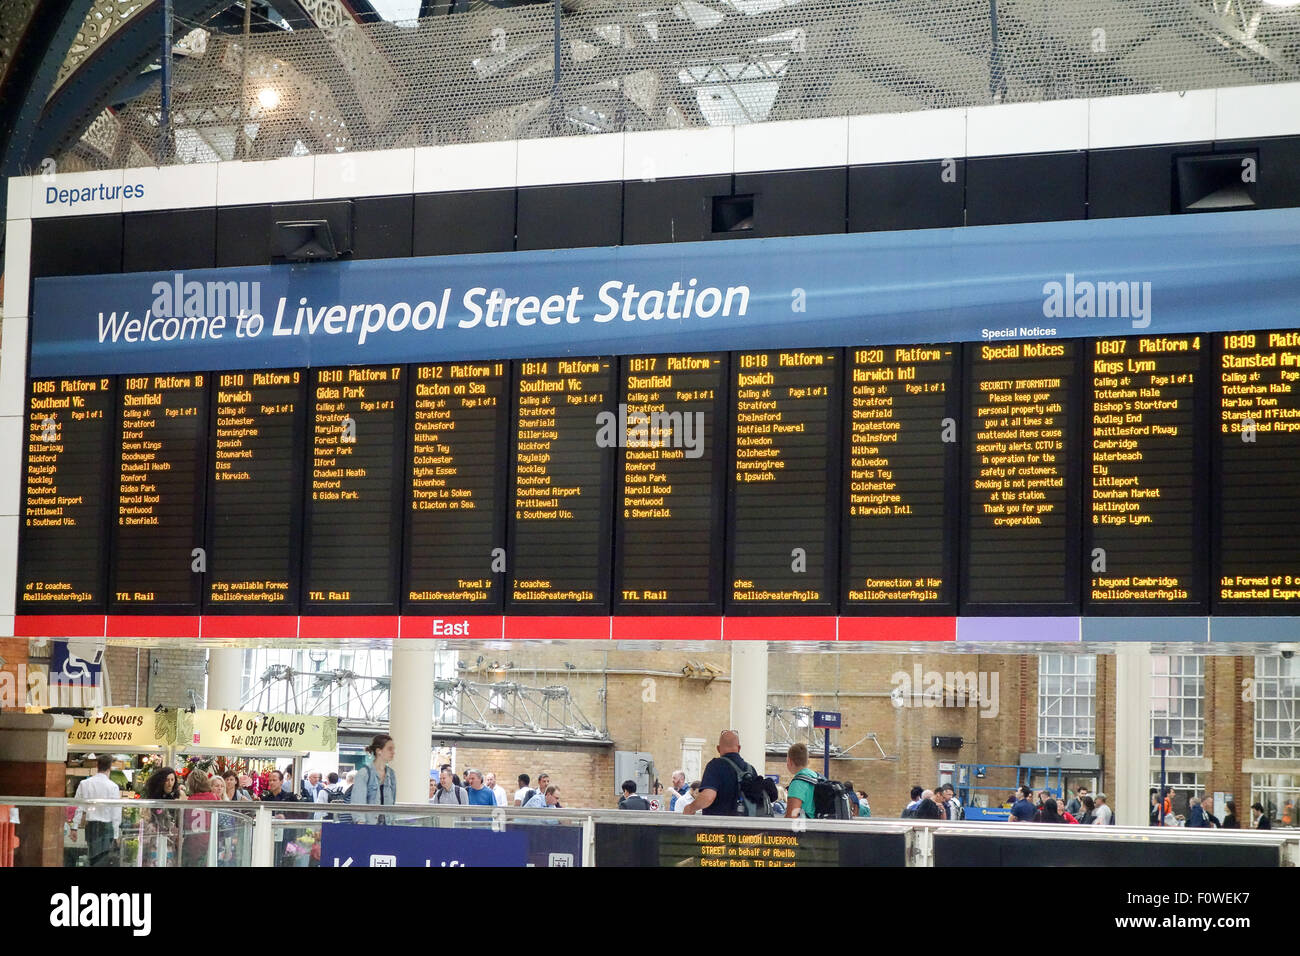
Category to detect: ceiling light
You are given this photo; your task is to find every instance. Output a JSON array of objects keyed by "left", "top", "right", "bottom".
[{"left": 257, "top": 87, "right": 281, "bottom": 110}]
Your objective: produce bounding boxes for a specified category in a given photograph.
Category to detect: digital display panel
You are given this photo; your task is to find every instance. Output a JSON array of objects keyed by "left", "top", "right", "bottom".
[
  {"left": 507, "top": 357, "right": 616, "bottom": 612},
  {"left": 727, "top": 349, "right": 840, "bottom": 614},
  {"left": 205, "top": 369, "right": 306, "bottom": 612},
  {"left": 841, "top": 345, "right": 960, "bottom": 613},
  {"left": 18, "top": 377, "right": 115, "bottom": 610},
  {"left": 594, "top": 822, "right": 904, "bottom": 867},
  {"left": 110, "top": 373, "right": 209, "bottom": 611},
  {"left": 303, "top": 365, "right": 406, "bottom": 611},
  {"left": 404, "top": 360, "right": 510, "bottom": 610},
  {"left": 1086, "top": 335, "right": 1208, "bottom": 613},
  {"left": 614, "top": 353, "right": 728, "bottom": 613},
  {"left": 1214, "top": 330, "right": 1300, "bottom": 611},
  {"left": 962, "top": 340, "right": 1080, "bottom": 613}
]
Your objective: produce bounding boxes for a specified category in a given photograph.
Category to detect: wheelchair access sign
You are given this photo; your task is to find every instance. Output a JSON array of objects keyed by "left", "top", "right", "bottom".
[{"left": 321, "top": 824, "right": 527, "bottom": 867}]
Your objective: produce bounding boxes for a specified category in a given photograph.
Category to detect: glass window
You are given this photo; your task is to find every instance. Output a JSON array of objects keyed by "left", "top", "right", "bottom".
[
  {"left": 1150, "top": 655, "right": 1205, "bottom": 758},
  {"left": 1038, "top": 654, "right": 1096, "bottom": 754},
  {"left": 1254, "top": 657, "right": 1300, "bottom": 760},
  {"left": 1250, "top": 774, "right": 1300, "bottom": 828}
]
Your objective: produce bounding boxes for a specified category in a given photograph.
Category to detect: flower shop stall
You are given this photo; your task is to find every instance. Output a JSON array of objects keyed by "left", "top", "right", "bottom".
[
  {"left": 63, "top": 707, "right": 179, "bottom": 866},
  {"left": 173, "top": 709, "right": 338, "bottom": 866}
]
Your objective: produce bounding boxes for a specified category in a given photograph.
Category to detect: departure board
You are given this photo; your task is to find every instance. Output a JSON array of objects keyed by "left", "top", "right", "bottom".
[
  {"left": 404, "top": 361, "right": 510, "bottom": 610},
  {"left": 205, "top": 370, "right": 306, "bottom": 611},
  {"left": 1214, "top": 330, "right": 1300, "bottom": 611},
  {"left": 507, "top": 357, "right": 616, "bottom": 612},
  {"left": 614, "top": 353, "right": 728, "bottom": 613},
  {"left": 842, "top": 345, "right": 960, "bottom": 613},
  {"left": 727, "top": 349, "right": 841, "bottom": 614},
  {"left": 1086, "top": 336, "right": 1208, "bottom": 613},
  {"left": 303, "top": 365, "right": 406, "bottom": 611},
  {"left": 962, "top": 341, "right": 1080, "bottom": 613},
  {"left": 18, "top": 377, "right": 115, "bottom": 610},
  {"left": 110, "top": 374, "right": 209, "bottom": 610}
]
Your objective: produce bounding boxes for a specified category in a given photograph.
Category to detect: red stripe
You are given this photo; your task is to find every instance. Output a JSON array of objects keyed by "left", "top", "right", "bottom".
[
  {"left": 724, "top": 617, "right": 837, "bottom": 641},
  {"left": 14, "top": 615, "right": 106, "bottom": 638},
  {"left": 202, "top": 616, "right": 299, "bottom": 640},
  {"left": 106, "top": 615, "right": 200, "bottom": 639},
  {"left": 400, "top": 616, "right": 504, "bottom": 640},
  {"left": 837, "top": 617, "right": 956, "bottom": 642},
  {"left": 611, "top": 617, "right": 722, "bottom": 641},
  {"left": 503, "top": 616, "right": 610, "bottom": 640},
  {"left": 298, "top": 616, "right": 399, "bottom": 640}
]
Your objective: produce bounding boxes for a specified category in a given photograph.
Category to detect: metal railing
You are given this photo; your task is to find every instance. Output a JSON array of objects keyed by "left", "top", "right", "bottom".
[{"left": 3, "top": 796, "right": 1298, "bottom": 867}]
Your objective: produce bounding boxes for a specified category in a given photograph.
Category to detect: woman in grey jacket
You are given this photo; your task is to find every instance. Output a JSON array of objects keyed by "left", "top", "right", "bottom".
[{"left": 348, "top": 734, "right": 397, "bottom": 823}]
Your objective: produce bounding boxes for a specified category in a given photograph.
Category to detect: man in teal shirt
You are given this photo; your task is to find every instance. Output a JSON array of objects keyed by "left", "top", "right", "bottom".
[{"left": 784, "top": 742, "right": 818, "bottom": 819}]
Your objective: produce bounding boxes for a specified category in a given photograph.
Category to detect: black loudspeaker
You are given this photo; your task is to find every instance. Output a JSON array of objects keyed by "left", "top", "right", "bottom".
[
  {"left": 271, "top": 200, "right": 353, "bottom": 261},
  {"left": 1175, "top": 152, "right": 1259, "bottom": 213},
  {"left": 1215, "top": 137, "right": 1300, "bottom": 210},
  {"left": 931, "top": 736, "right": 964, "bottom": 750},
  {"left": 712, "top": 194, "right": 755, "bottom": 233}
]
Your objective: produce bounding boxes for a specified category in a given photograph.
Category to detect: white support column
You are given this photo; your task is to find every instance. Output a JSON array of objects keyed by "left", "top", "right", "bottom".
[
  {"left": 729, "top": 641, "right": 769, "bottom": 772},
  {"left": 389, "top": 641, "right": 434, "bottom": 805},
  {"left": 1114, "top": 643, "right": 1152, "bottom": 826},
  {"left": 206, "top": 648, "right": 244, "bottom": 709}
]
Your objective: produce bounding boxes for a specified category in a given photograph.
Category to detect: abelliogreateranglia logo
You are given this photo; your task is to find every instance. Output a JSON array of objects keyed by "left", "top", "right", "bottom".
[{"left": 49, "top": 887, "right": 152, "bottom": 936}]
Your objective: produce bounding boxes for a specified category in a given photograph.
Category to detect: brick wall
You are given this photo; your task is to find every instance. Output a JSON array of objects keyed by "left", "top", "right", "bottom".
[
  {"left": 438, "top": 743, "right": 615, "bottom": 810},
  {"left": 104, "top": 645, "right": 149, "bottom": 707},
  {"left": 145, "top": 645, "right": 209, "bottom": 708},
  {"left": 0, "top": 637, "right": 26, "bottom": 710}
]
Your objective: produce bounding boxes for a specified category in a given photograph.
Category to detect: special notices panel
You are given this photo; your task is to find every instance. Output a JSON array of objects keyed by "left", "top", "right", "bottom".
[
  {"left": 1214, "top": 330, "right": 1300, "bottom": 612},
  {"left": 726, "top": 349, "right": 841, "bottom": 615},
  {"left": 303, "top": 365, "right": 407, "bottom": 612},
  {"left": 962, "top": 340, "right": 1081, "bottom": 614},
  {"left": 841, "top": 345, "right": 960, "bottom": 614},
  {"left": 205, "top": 370, "right": 306, "bottom": 612},
  {"left": 507, "top": 357, "right": 616, "bottom": 613},
  {"left": 110, "top": 374, "right": 209, "bottom": 611},
  {"left": 613, "top": 352, "right": 729, "bottom": 614},
  {"left": 1085, "top": 335, "right": 1208, "bottom": 614},
  {"left": 403, "top": 361, "right": 510, "bottom": 612},
  {"left": 18, "top": 377, "right": 116, "bottom": 611}
]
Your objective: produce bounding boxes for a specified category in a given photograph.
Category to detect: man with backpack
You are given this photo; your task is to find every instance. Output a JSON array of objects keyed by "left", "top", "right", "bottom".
[
  {"left": 784, "top": 743, "right": 818, "bottom": 819},
  {"left": 682, "top": 730, "right": 773, "bottom": 817},
  {"left": 430, "top": 767, "right": 469, "bottom": 805},
  {"left": 781, "top": 746, "right": 857, "bottom": 820}
]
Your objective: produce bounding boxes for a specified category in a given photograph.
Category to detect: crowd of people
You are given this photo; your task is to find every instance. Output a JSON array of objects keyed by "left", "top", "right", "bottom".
[{"left": 66, "top": 730, "right": 1286, "bottom": 867}]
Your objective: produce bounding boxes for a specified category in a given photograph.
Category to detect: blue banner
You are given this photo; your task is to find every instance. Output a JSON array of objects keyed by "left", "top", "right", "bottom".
[
  {"left": 29, "top": 208, "right": 1300, "bottom": 377},
  {"left": 320, "top": 824, "right": 528, "bottom": 867}
]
